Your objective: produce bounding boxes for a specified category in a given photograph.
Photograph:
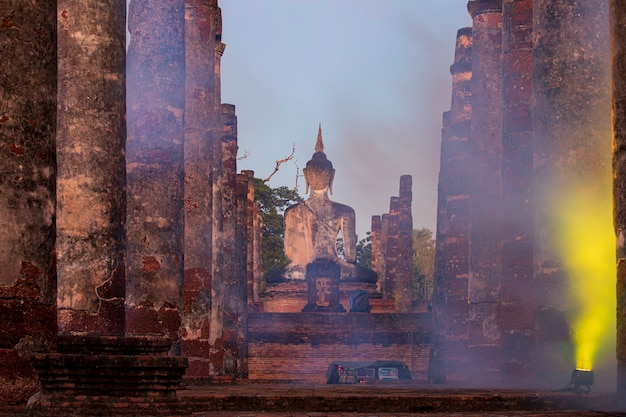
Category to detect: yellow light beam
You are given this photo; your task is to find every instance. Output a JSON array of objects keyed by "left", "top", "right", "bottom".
[{"left": 551, "top": 184, "right": 615, "bottom": 371}]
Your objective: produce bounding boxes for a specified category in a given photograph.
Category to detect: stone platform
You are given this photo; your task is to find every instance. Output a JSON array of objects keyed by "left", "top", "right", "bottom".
[
  {"left": 176, "top": 383, "right": 625, "bottom": 415},
  {"left": 2, "top": 383, "right": 624, "bottom": 416}
]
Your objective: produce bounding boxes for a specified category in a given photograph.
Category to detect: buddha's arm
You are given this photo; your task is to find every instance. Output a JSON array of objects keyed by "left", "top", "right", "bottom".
[{"left": 341, "top": 208, "right": 357, "bottom": 263}]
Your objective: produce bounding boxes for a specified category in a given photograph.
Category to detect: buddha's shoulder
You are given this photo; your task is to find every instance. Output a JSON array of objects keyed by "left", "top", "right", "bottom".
[{"left": 331, "top": 201, "right": 355, "bottom": 214}]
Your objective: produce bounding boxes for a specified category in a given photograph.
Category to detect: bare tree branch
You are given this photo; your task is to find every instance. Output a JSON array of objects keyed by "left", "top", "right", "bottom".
[
  {"left": 237, "top": 149, "right": 250, "bottom": 161},
  {"left": 294, "top": 160, "right": 301, "bottom": 193},
  {"left": 264, "top": 143, "right": 296, "bottom": 183}
]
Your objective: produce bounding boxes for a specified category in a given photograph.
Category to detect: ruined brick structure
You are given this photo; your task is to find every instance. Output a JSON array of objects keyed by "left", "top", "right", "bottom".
[
  {"left": 4, "top": 0, "right": 626, "bottom": 411},
  {"left": 431, "top": 26, "right": 473, "bottom": 384},
  {"left": 371, "top": 175, "right": 414, "bottom": 313},
  {"left": 432, "top": 0, "right": 612, "bottom": 387},
  {"left": 250, "top": 146, "right": 427, "bottom": 382}
]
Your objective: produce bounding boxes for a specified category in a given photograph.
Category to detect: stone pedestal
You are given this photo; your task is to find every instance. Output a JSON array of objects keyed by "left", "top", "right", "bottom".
[
  {"left": 28, "top": 336, "right": 187, "bottom": 416},
  {"left": 303, "top": 260, "right": 345, "bottom": 313}
]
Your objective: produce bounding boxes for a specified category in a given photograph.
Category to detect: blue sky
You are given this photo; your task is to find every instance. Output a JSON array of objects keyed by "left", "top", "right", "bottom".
[{"left": 220, "top": 1, "right": 471, "bottom": 238}]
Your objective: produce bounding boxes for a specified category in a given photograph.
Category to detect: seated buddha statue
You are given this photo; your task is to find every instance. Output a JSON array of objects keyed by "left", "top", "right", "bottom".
[{"left": 266, "top": 126, "right": 377, "bottom": 284}]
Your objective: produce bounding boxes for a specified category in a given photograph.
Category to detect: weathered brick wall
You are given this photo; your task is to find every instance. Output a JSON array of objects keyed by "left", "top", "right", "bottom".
[
  {"left": 0, "top": 0, "right": 57, "bottom": 405},
  {"left": 249, "top": 342, "right": 430, "bottom": 383},
  {"left": 248, "top": 313, "right": 431, "bottom": 383}
]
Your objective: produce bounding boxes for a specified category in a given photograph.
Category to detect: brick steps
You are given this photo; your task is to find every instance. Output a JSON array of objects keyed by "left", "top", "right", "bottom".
[{"left": 27, "top": 336, "right": 188, "bottom": 416}]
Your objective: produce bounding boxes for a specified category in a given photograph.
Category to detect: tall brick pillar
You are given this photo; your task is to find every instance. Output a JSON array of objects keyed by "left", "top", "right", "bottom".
[
  {"left": 467, "top": 0, "right": 503, "bottom": 382},
  {"left": 392, "top": 175, "right": 413, "bottom": 313},
  {"left": 199, "top": 25, "right": 233, "bottom": 378},
  {"left": 533, "top": 0, "right": 611, "bottom": 386},
  {"left": 56, "top": 0, "right": 126, "bottom": 336},
  {"left": 0, "top": 0, "right": 57, "bottom": 404},
  {"left": 371, "top": 214, "right": 390, "bottom": 297},
  {"left": 236, "top": 171, "right": 251, "bottom": 373},
  {"left": 371, "top": 176, "right": 412, "bottom": 312},
  {"left": 241, "top": 170, "right": 258, "bottom": 303},
  {"left": 431, "top": 27, "right": 473, "bottom": 383},
  {"left": 218, "top": 103, "right": 247, "bottom": 377},
  {"left": 371, "top": 215, "right": 383, "bottom": 294},
  {"left": 251, "top": 184, "right": 263, "bottom": 303},
  {"left": 499, "top": 0, "right": 534, "bottom": 384},
  {"left": 610, "top": 0, "right": 626, "bottom": 393},
  {"left": 182, "top": 0, "right": 223, "bottom": 378},
  {"left": 126, "top": 0, "right": 185, "bottom": 348}
]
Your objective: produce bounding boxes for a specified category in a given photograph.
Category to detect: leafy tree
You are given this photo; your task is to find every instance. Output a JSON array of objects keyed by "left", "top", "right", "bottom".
[
  {"left": 335, "top": 232, "right": 372, "bottom": 269},
  {"left": 412, "top": 228, "right": 435, "bottom": 302},
  {"left": 253, "top": 178, "right": 302, "bottom": 275},
  {"left": 356, "top": 232, "right": 372, "bottom": 269}
]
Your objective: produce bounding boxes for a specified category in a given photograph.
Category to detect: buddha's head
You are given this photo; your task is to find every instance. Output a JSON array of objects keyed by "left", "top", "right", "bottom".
[{"left": 303, "top": 124, "right": 335, "bottom": 194}]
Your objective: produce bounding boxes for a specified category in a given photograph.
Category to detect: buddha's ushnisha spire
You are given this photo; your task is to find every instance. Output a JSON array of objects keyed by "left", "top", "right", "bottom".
[{"left": 315, "top": 123, "right": 324, "bottom": 153}]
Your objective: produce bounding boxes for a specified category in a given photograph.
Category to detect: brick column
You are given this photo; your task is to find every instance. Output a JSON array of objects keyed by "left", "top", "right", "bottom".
[
  {"left": 126, "top": 0, "right": 185, "bottom": 348},
  {"left": 217, "top": 103, "right": 246, "bottom": 376},
  {"left": 252, "top": 198, "right": 263, "bottom": 303},
  {"left": 208, "top": 43, "right": 228, "bottom": 376},
  {"left": 56, "top": 0, "right": 126, "bottom": 336},
  {"left": 430, "top": 26, "right": 473, "bottom": 383},
  {"left": 499, "top": 0, "right": 534, "bottom": 383},
  {"left": 240, "top": 170, "right": 257, "bottom": 303},
  {"left": 370, "top": 215, "right": 383, "bottom": 293},
  {"left": 0, "top": 0, "right": 57, "bottom": 404},
  {"left": 379, "top": 214, "right": 390, "bottom": 297},
  {"left": 371, "top": 176, "right": 413, "bottom": 312},
  {"left": 533, "top": 0, "right": 611, "bottom": 386},
  {"left": 467, "top": 0, "right": 504, "bottom": 382},
  {"left": 182, "top": 0, "right": 222, "bottom": 378},
  {"left": 610, "top": 0, "right": 626, "bottom": 393},
  {"left": 236, "top": 171, "right": 250, "bottom": 374},
  {"left": 393, "top": 176, "right": 413, "bottom": 313}
]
